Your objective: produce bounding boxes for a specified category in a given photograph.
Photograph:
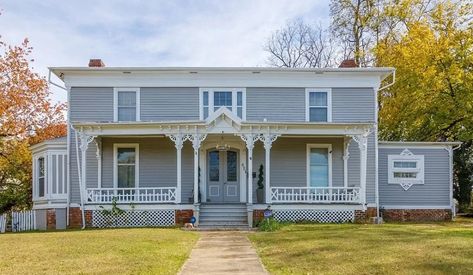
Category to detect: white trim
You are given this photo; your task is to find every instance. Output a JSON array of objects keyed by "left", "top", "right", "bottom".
[
  {"left": 113, "top": 143, "right": 140, "bottom": 188},
  {"left": 305, "top": 88, "right": 332, "bottom": 122},
  {"left": 379, "top": 141, "right": 461, "bottom": 148},
  {"left": 199, "top": 88, "right": 246, "bottom": 120},
  {"left": 306, "top": 144, "right": 332, "bottom": 188},
  {"left": 84, "top": 204, "right": 195, "bottom": 211},
  {"left": 387, "top": 150, "right": 424, "bottom": 190},
  {"left": 113, "top": 88, "right": 140, "bottom": 122},
  {"left": 381, "top": 205, "right": 451, "bottom": 210},
  {"left": 253, "top": 204, "right": 364, "bottom": 211}
]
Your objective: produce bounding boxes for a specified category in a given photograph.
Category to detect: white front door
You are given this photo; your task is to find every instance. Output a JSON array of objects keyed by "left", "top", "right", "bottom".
[{"left": 207, "top": 149, "right": 240, "bottom": 203}]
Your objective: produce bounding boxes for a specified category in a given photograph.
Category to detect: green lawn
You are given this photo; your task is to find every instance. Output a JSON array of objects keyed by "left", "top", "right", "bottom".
[
  {"left": 0, "top": 228, "right": 198, "bottom": 275},
  {"left": 249, "top": 218, "right": 473, "bottom": 275}
]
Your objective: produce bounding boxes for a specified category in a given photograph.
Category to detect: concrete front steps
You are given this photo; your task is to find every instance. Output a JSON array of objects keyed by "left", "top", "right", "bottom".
[{"left": 197, "top": 203, "right": 250, "bottom": 230}]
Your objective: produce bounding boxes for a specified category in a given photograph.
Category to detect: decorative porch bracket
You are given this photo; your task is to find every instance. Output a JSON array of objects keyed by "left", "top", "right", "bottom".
[
  {"left": 259, "top": 134, "right": 280, "bottom": 204},
  {"left": 348, "top": 128, "right": 371, "bottom": 208}
]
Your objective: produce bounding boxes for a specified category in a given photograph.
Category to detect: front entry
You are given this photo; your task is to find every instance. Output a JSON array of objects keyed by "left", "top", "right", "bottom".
[{"left": 207, "top": 149, "right": 239, "bottom": 203}]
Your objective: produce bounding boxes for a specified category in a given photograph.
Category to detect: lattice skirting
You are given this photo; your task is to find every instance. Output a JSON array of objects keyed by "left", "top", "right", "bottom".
[
  {"left": 91, "top": 210, "right": 175, "bottom": 228},
  {"left": 273, "top": 209, "right": 355, "bottom": 223}
]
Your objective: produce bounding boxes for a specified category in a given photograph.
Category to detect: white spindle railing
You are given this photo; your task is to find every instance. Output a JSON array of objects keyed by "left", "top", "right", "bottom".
[
  {"left": 270, "top": 187, "right": 361, "bottom": 203},
  {"left": 86, "top": 187, "right": 177, "bottom": 204}
]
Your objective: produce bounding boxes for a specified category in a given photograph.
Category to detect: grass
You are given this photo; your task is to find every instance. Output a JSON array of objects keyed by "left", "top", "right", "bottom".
[
  {"left": 248, "top": 217, "right": 473, "bottom": 275},
  {"left": 0, "top": 228, "right": 198, "bottom": 275}
]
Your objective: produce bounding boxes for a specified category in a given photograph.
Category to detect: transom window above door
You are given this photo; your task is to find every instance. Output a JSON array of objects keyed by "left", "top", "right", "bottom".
[{"left": 200, "top": 88, "right": 246, "bottom": 120}]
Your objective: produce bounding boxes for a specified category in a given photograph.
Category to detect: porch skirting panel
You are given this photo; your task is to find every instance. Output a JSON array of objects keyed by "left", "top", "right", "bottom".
[
  {"left": 270, "top": 209, "right": 355, "bottom": 223},
  {"left": 91, "top": 209, "right": 175, "bottom": 228}
]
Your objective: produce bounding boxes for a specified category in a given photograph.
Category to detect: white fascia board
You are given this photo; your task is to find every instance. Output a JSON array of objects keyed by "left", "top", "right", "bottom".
[
  {"left": 379, "top": 141, "right": 462, "bottom": 148},
  {"left": 84, "top": 204, "right": 195, "bottom": 210},
  {"left": 60, "top": 71, "right": 385, "bottom": 89},
  {"left": 72, "top": 121, "right": 373, "bottom": 136}
]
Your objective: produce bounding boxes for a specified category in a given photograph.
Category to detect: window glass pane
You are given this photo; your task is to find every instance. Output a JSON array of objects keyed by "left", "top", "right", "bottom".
[
  {"left": 203, "top": 107, "right": 209, "bottom": 119},
  {"left": 117, "top": 148, "right": 135, "bottom": 164},
  {"left": 118, "top": 165, "right": 135, "bottom": 188},
  {"left": 394, "top": 172, "right": 417, "bottom": 178},
  {"left": 118, "top": 107, "right": 136, "bottom": 121},
  {"left": 203, "top": 91, "right": 209, "bottom": 106},
  {"left": 214, "top": 92, "right": 232, "bottom": 108},
  {"left": 237, "top": 92, "right": 242, "bottom": 106},
  {"left": 38, "top": 158, "right": 45, "bottom": 177},
  {"left": 209, "top": 151, "right": 219, "bottom": 181},
  {"left": 309, "top": 107, "right": 327, "bottom": 122},
  {"left": 227, "top": 151, "right": 237, "bottom": 181},
  {"left": 310, "top": 148, "right": 328, "bottom": 187},
  {"left": 237, "top": 107, "right": 242, "bottom": 118},
  {"left": 118, "top": 92, "right": 136, "bottom": 106},
  {"left": 394, "top": 161, "right": 417, "bottom": 168},
  {"left": 310, "top": 92, "right": 327, "bottom": 106}
]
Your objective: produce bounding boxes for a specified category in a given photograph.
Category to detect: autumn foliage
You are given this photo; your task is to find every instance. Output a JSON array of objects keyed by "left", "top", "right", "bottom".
[{"left": 0, "top": 38, "right": 66, "bottom": 212}]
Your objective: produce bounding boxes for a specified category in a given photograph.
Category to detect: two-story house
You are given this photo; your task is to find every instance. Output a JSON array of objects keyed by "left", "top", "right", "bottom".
[{"left": 30, "top": 59, "right": 459, "bottom": 230}]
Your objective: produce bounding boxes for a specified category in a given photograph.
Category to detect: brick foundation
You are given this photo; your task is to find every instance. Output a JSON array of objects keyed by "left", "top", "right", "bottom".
[
  {"left": 354, "top": 207, "right": 377, "bottom": 223},
  {"left": 47, "top": 209, "right": 56, "bottom": 230},
  {"left": 175, "top": 210, "right": 193, "bottom": 225},
  {"left": 68, "top": 208, "right": 92, "bottom": 228},
  {"left": 382, "top": 209, "right": 452, "bottom": 222},
  {"left": 253, "top": 209, "right": 264, "bottom": 225}
]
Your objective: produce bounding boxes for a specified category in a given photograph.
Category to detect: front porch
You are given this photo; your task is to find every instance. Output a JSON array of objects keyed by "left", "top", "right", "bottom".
[{"left": 73, "top": 109, "right": 373, "bottom": 226}]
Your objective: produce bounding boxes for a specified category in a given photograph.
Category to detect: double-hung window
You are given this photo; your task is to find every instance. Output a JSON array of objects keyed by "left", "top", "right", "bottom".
[
  {"left": 114, "top": 144, "right": 139, "bottom": 188},
  {"left": 307, "top": 144, "right": 332, "bottom": 188},
  {"left": 306, "top": 88, "right": 331, "bottom": 122},
  {"left": 114, "top": 88, "right": 140, "bottom": 122},
  {"left": 388, "top": 153, "right": 424, "bottom": 186},
  {"left": 37, "top": 157, "right": 46, "bottom": 197},
  {"left": 200, "top": 88, "right": 246, "bottom": 120}
]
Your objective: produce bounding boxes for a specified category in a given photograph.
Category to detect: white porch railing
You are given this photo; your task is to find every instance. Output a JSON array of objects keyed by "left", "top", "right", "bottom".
[
  {"left": 86, "top": 187, "right": 177, "bottom": 204},
  {"left": 270, "top": 187, "right": 361, "bottom": 203}
]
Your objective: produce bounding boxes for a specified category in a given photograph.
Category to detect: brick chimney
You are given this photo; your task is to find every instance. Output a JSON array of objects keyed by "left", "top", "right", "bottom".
[
  {"left": 339, "top": 59, "right": 358, "bottom": 68},
  {"left": 88, "top": 59, "right": 105, "bottom": 67}
]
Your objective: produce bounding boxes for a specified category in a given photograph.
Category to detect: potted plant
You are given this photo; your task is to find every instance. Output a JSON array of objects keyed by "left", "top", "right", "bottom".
[{"left": 256, "top": 164, "right": 264, "bottom": 203}]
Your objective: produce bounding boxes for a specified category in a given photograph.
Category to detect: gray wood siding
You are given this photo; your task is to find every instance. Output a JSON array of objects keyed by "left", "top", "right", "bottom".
[
  {"left": 378, "top": 147, "right": 450, "bottom": 207},
  {"left": 251, "top": 137, "right": 345, "bottom": 201},
  {"left": 70, "top": 87, "right": 114, "bottom": 121},
  {"left": 140, "top": 87, "right": 199, "bottom": 121},
  {"left": 332, "top": 88, "right": 375, "bottom": 122},
  {"left": 246, "top": 88, "right": 305, "bottom": 121}
]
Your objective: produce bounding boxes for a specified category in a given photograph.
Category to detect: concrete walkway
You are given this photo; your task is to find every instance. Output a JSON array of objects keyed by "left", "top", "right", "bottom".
[{"left": 179, "top": 231, "right": 268, "bottom": 275}]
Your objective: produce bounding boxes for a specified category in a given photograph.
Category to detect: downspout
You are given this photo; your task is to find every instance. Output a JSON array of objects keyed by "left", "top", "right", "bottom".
[
  {"left": 451, "top": 144, "right": 461, "bottom": 218},
  {"left": 375, "top": 69, "right": 395, "bottom": 223},
  {"left": 48, "top": 69, "right": 71, "bottom": 226}
]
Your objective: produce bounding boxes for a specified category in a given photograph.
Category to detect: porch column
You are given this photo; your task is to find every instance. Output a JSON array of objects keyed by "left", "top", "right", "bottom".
[
  {"left": 350, "top": 130, "right": 370, "bottom": 207},
  {"left": 166, "top": 134, "right": 187, "bottom": 204},
  {"left": 190, "top": 133, "right": 207, "bottom": 204},
  {"left": 261, "top": 134, "right": 280, "bottom": 204},
  {"left": 240, "top": 133, "right": 260, "bottom": 205},
  {"left": 77, "top": 131, "right": 95, "bottom": 228},
  {"left": 343, "top": 137, "right": 351, "bottom": 188},
  {"left": 95, "top": 137, "right": 102, "bottom": 188}
]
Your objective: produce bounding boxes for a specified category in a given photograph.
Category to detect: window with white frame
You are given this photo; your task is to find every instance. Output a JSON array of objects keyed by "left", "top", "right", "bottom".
[
  {"left": 306, "top": 89, "right": 331, "bottom": 122},
  {"left": 114, "top": 144, "right": 139, "bottom": 188},
  {"left": 114, "top": 88, "right": 140, "bottom": 122},
  {"left": 37, "top": 156, "right": 46, "bottom": 197},
  {"left": 200, "top": 88, "right": 246, "bottom": 120},
  {"left": 388, "top": 151, "right": 424, "bottom": 188},
  {"left": 307, "top": 144, "right": 332, "bottom": 188}
]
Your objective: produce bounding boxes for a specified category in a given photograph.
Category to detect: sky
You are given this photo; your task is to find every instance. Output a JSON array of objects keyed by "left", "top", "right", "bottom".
[{"left": 0, "top": 0, "right": 330, "bottom": 103}]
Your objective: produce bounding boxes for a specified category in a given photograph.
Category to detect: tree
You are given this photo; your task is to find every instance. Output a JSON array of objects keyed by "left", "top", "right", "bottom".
[
  {"left": 375, "top": 0, "right": 473, "bottom": 210},
  {"left": 265, "top": 19, "right": 338, "bottom": 68},
  {"left": 0, "top": 38, "right": 66, "bottom": 212}
]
